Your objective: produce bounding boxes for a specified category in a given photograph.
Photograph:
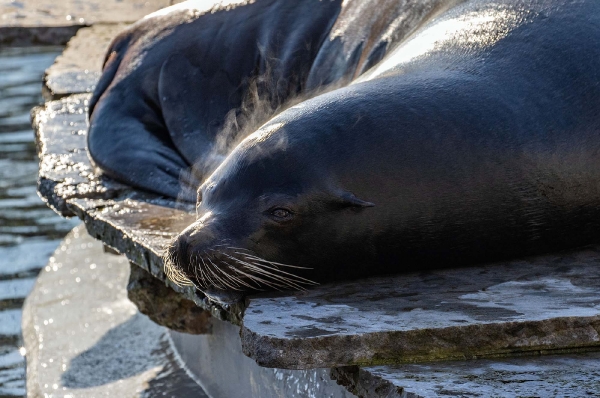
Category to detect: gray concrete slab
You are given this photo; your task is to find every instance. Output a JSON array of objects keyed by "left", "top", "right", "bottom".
[
  {"left": 21, "top": 224, "right": 208, "bottom": 398},
  {"left": 332, "top": 354, "right": 600, "bottom": 397},
  {"left": 44, "top": 24, "right": 129, "bottom": 99},
  {"left": 241, "top": 252, "right": 600, "bottom": 368},
  {"left": 0, "top": 0, "right": 177, "bottom": 45}
]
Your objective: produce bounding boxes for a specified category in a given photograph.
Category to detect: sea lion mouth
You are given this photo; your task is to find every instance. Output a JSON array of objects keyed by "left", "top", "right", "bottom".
[{"left": 163, "top": 238, "right": 317, "bottom": 293}]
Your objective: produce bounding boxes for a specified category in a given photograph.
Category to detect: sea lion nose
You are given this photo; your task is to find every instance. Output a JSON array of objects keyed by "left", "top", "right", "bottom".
[
  {"left": 169, "top": 233, "right": 194, "bottom": 274},
  {"left": 176, "top": 235, "right": 191, "bottom": 259}
]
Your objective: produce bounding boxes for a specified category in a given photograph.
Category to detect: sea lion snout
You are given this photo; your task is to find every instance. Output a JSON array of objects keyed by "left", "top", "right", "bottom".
[
  {"left": 165, "top": 209, "right": 316, "bottom": 293},
  {"left": 164, "top": 218, "right": 220, "bottom": 288}
]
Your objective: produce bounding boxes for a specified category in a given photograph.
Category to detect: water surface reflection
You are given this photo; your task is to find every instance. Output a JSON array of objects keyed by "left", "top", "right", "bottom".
[{"left": 0, "top": 46, "right": 79, "bottom": 397}]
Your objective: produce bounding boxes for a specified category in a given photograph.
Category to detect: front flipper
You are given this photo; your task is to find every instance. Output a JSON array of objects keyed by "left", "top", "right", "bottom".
[
  {"left": 88, "top": 96, "right": 198, "bottom": 203},
  {"left": 159, "top": 53, "right": 242, "bottom": 175}
]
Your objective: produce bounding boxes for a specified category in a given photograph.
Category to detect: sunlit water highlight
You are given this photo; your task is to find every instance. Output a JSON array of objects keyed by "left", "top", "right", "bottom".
[{"left": 0, "top": 47, "right": 79, "bottom": 398}]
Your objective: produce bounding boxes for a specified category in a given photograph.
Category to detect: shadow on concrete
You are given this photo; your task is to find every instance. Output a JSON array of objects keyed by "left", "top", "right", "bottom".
[
  {"left": 61, "top": 313, "right": 207, "bottom": 397},
  {"left": 62, "top": 314, "right": 158, "bottom": 388}
]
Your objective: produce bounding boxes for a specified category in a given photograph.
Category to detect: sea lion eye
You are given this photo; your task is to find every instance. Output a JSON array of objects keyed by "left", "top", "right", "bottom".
[{"left": 270, "top": 208, "right": 293, "bottom": 220}]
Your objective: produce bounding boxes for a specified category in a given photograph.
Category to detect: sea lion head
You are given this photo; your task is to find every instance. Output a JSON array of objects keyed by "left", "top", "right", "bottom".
[{"left": 164, "top": 102, "right": 376, "bottom": 295}]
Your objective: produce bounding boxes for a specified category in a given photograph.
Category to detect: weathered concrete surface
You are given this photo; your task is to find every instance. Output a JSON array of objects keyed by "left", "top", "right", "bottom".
[
  {"left": 32, "top": 94, "right": 129, "bottom": 217},
  {"left": 44, "top": 24, "right": 128, "bottom": 99},
  {"left": 22, "top": 225, "right": 208, "bottom": 398},
  {"left": 332, "top": 354, "right": 600, "bottom": 398},
  {"left": 170, "top": 319, "right": 356, "bottom": 398},
  {"left": 241, "top": 250, "right": 600, "bottom": 368},
  {"left": 127, "top": 264, "right": 212, "bottom": 334},
  {"left": 0, "top": 0, "right": 179, "bottom": 46}
]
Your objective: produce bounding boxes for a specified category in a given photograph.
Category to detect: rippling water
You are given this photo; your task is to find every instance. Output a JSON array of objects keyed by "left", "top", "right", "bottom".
[{"left": 0, "top": 47, "right": 79, "bottom": 398}]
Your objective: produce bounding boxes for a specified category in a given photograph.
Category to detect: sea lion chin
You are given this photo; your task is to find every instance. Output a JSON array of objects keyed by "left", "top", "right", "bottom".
[{"left": 165, "top": 0, "right": 600, "bottom": 295}]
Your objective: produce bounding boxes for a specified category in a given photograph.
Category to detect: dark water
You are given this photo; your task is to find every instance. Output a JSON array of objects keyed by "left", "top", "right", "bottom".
[{"left": 0, "top": 47, "right": 79, "bottom": 397}]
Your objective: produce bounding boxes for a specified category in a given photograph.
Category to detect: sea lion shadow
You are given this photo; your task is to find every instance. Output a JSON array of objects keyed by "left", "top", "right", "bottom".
[{"left": 61, "top": 313, "right": 172, "bottom": 390}]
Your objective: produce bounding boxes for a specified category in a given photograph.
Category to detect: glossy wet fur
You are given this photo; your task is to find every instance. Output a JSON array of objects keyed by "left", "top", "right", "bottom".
[
  {"left": 164, "top": 0, "right": 600, "bottom": 293},
  {"left": 88, "top": 0, "right": 342, "bottom": 201},
  {"left": 87, "top": 0, "right": 454, "bottom": 201}
]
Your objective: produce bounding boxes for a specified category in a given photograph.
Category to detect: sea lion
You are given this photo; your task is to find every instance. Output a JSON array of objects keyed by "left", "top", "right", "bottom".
[
  {"left": 165, "top": 0, "right": 600, "bottom": 293},
  {"left": 88, "top": 0, "right": 454, "bottom": 202}
]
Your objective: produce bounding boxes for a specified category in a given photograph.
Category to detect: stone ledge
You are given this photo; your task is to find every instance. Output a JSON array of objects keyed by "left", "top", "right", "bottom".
[
  {"left": 31, "top": 94, "right": 130, "bottom": 217},
  {"left": 332, "top": 353, "right": 600, "bottom": 397},
  {"left": 241, "top": 252, "right": 600, "bottom": 368},
  {"left": 127, "top": 264, "right": 212, "bottom": 334},
  {"left": 66, "top": 196, "right": 245, "bottom": 323}
]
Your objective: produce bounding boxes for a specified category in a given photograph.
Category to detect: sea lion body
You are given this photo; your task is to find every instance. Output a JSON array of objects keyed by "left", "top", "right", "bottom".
[
  {"left": 165, "top": 0, "right": 600, "bottom": 292},
  {"left": 88, "top": 0, "right": 451, "bottom": 201}
]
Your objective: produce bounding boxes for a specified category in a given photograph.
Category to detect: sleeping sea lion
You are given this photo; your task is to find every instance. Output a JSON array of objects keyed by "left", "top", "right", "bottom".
[{"left": 164, "top": 0, "right": 600, "bottom": 293}]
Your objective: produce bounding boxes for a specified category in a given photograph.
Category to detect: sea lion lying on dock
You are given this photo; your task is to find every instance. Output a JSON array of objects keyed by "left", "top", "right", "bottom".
[{"left": 89, "top": 0, "right": 600, "bottom": 293}]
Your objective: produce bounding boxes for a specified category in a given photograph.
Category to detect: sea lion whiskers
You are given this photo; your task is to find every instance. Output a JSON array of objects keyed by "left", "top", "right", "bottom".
[
  {"left": 207, "top": 252, "right": 263, "bottom": 291},
  {"left": 164, "top": 230, "right": 318, "bottom": 292},
  {"left": 163, "top": 244, "right": 195, "bottom": 287},
  {"left": 218, "top": 252, "right": 306, "bottom": 291},
  {"left": 204, "top": 248, "right": 262, "bottom": 290},
  {"left": 225, "top": 262, "right": 289, "bottom": 290},
  {"left": 208, "top": 249, "right": 281, "bottom": 290},
  {"left": 210, "top": 244, "right": 316, "bottom": 287},
  {"left": 203, "top": 252, "right": 233, "bottom": 290},
  {"left": 165, "top": 266, "right": 194, "bottom": 287},
  {"left": 191, "top": 253, "right": 205, "bottom": 290},
  {"left": 214, "top": 249, "right": 317, "bottom": 290},
  {"left": 197, "top": 257, "right": 212, "bottom": 289},
  {"left": 197, "top": 254, "right": 226, "bottom": 291},
  {"left": 239, "top": 263, "right": 307, "bottom": 291},
  {"left": 244, "top": 261, "right": 318, "bottom": 287},
  {"left": 222, "top": 267, "right": 256, "bottom": 290},
  {"left": 233, "top": 251, "right": 311, "bottom": 270},
  {"left": 199, "top": 254, "right": 222, "bottom": 289},
  {"left": 208, "top": 256, "right": 256, "bottom": 290},
  {"left": 223, "top": 251, "right": 317, "bottom": 286}
]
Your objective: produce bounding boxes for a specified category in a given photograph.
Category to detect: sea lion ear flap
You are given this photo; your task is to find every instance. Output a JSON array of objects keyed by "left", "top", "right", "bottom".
[{"left": 336, "top": 191, "right": 375, "bottom": 208}]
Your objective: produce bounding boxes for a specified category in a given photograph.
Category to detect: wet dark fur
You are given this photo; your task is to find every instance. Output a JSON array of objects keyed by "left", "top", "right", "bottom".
[
  {"left": 88, "top": 0, "right": 446, "bottom": 201},
  {"left": 91, "top": 0, "right": 600, "bottom": 293}
]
